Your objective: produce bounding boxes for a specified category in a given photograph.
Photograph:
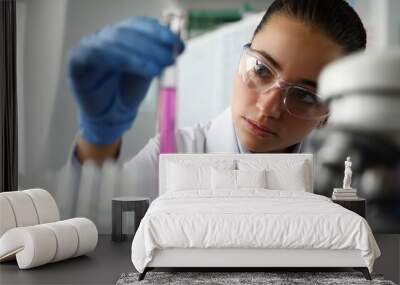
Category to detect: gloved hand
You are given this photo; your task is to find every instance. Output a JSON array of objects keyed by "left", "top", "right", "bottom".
[{"left": 67, "top": 16, "right": 185, "bottom": 145}]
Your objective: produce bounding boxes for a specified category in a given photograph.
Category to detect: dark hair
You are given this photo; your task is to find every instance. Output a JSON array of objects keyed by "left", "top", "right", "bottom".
[{"left": 253, "top": 0, "right": 367, "bottom": 54}]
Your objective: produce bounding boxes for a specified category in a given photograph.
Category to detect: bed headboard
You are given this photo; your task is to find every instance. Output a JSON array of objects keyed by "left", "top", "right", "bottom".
[{"left": 159, "top": 153, "right": 314, "bottom": 195}]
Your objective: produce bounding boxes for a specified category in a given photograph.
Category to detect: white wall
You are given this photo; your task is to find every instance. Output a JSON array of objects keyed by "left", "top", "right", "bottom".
[
  {"left": 387, "top": 0, "right": 400, "bottom": 46},
  {"left": 17, "top": 0, "right": 67, "bottom": 186},
  {"left": 355, "top": 0, "right": 400, "bottom": 49}
]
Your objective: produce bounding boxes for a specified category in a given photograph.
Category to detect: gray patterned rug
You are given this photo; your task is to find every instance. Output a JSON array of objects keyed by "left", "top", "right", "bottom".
[{"left": 116, "top": 271, "right": 396, "bottom": 285}]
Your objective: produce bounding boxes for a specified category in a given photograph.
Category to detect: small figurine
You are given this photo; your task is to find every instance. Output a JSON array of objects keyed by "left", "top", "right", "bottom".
[
  {"left": 343, "top": 156, "right": 352, "bottom": 189},
  {"left": 332, "top": 156, "right": 357, "bottom": 199}
]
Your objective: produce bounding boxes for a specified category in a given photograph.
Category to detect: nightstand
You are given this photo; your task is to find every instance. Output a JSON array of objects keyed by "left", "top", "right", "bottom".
[
  {"left": 112, "top": 196, "right": 150, "bottom": 242},
  {"left": 331, "top": 198, "right": 366, "bottom": 218}
]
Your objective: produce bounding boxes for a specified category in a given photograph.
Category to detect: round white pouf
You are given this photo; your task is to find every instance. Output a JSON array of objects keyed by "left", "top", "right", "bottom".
[
  {"left": 0, "top": 218, "right": 98, "bottom": 269},
  {"left": 0, "top": 196, "right": 17, "bottom": 237},
  {"left": 64, "top": 218, "right": 98, "bottom": 257},
  {"left": 0, "top": 226, "right": 57, "bottom": 269},
  {"left": 23, "top": 189, "right": 60, "bottom": 224},
  {"left": 0, "top": 192, "right": 39, "bottom": 227},
  {"left": 42, "top": 221, "right": 79, "bottom": 262}
]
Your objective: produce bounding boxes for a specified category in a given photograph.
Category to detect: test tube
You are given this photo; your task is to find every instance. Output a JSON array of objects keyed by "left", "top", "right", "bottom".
[{"left": 158, "top": 12, "right": 185, "bottom": 153}]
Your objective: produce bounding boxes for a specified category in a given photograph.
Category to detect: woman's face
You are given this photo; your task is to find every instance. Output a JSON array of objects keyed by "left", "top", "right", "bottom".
[{"left": 230, "top": 14, "right": 344, "bottom": 153}]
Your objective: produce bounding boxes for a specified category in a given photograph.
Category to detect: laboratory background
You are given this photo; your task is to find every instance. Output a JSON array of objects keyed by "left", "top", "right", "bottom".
[
  {"left": 14, "top": 0, "right": 400, "bottom": 206},
  {"left": 1, "top": 0, "right": 400, "bottom": 283}
]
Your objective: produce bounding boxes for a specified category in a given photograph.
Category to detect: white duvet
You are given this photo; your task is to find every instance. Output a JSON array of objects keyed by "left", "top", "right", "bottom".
[{"left": 131, "top": 189, "right": 380, "bottom": 273}]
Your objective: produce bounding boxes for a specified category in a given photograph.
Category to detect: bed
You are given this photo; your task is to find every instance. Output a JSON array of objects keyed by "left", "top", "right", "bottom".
[{"left": 131, "top": 154, "right": 380, "bottom": 280}]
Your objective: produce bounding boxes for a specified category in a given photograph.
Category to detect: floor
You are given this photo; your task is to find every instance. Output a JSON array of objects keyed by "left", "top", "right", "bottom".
[
  {"left": 373, "top": 234, "right": 400, "bottom": 284},
  {"left": 0, "top": 235, "right": 133, "bottom": 285},
  {"left": 1, "top": 234, "right": 398, "bottom": 285}
]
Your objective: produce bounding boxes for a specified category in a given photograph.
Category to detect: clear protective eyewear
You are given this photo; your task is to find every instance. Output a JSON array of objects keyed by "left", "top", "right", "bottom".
[{"left": 239, "top": 44, "right": 329, "bottom": 120}]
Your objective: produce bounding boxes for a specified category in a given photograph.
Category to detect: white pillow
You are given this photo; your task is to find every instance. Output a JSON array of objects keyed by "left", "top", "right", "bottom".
[
  {"left": 211, "top": 168, "right": 236, "bottom": 189},
  {"left": 211, "top": 168, "right": 268, "bottom": 190},
  {"left": 167, "top": 163, "right": 210, "bottom": 191},
  {"left": 237, "top": 159, "right": 309, "bottom": 192},
  {"left": 236, "top": 169, "right": 267, "bottom": 189},
  {"left": 166, "top": 159, "right": 236, "bottom": 191}
]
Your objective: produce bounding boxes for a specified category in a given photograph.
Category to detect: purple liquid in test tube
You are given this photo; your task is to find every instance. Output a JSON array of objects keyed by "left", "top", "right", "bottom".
[
  {"left": 159, "top": 86, "right": 176, "bottom": 153},
  {"left": 158, "top": 11, "right": 184, "bottom": 154}
]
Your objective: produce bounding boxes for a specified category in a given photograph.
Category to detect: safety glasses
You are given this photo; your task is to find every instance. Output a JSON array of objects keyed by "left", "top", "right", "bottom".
[{"left": 238, "top": 44, "right": 329, "bottom": 120}]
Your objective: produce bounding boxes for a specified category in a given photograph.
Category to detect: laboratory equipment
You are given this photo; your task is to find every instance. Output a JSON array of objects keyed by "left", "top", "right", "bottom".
[{"left": 308, "top": 48, "right": 400, "bottom": 233}]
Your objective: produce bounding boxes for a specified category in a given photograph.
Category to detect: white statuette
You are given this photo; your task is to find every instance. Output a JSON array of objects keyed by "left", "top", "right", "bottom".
[{"left": 343, "top": 156, "right": 353, "bottom": 190}]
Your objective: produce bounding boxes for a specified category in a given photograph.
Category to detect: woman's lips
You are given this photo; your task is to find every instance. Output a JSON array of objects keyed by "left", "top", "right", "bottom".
[{"left": 243, "top": 117, "right": 278, "bottom": 138}]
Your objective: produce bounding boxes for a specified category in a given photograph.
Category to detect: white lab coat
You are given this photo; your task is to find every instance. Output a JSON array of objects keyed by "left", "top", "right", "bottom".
[{"left": 57, "top": 107, "right": 301, "bottom": 233}]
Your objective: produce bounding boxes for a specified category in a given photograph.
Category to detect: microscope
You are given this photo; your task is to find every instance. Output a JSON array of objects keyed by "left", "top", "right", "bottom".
[{"left": 307, "top": 48, "right": 400, "bottom": 233}]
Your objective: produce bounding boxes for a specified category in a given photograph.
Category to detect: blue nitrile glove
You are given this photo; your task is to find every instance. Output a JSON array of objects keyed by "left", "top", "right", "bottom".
[{"left": 67, "top": 17, "right": 185, "bottom": 145}]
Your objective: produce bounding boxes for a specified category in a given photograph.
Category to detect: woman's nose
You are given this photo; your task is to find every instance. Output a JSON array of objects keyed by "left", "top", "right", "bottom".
[{"left": 255, "top": 87, "right": 285, "bottom": 119}]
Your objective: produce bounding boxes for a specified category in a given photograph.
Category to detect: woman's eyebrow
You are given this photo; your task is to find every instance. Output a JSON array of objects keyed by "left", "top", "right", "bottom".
[
  {"left": 299, "top": 79, "right": 317, "bottom": 89},
  {"left": 254, "top": 49, "right": 282, "bottom": 70}
]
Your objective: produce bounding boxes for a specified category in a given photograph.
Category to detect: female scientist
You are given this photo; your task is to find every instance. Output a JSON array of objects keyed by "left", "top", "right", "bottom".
[{"left": 67, "top": 0, "right": 367, "bottom": 201}]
